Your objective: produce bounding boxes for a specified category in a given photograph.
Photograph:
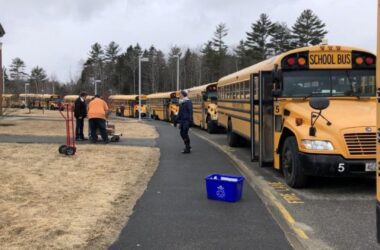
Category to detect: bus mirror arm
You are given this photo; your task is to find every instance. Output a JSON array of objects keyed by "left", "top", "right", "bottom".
[{"left": 309, "top": 111, "right": 332, "bottom": 136}]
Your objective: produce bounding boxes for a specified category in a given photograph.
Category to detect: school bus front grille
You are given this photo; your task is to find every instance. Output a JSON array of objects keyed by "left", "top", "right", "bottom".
[{"left": 344, "top": 133, "right": 376, "bottom": 155}]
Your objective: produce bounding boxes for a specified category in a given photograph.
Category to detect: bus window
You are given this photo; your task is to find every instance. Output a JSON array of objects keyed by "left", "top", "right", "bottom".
[
  {"left": 282, "top": 69, "right": 375, "bottom": 97},
  {"left": 347, "top": 70, "right": 375, "bottom": 96}
]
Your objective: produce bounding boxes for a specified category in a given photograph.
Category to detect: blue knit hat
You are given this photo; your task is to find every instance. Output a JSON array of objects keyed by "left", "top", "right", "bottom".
[{"left": 180, "top": 89, "right": 188, "bottom": 97}]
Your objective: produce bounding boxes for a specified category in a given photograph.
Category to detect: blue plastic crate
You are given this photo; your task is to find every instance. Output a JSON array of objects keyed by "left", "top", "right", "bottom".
[{"left": 205, "top": 174, "right": 245, "bottom": 202}]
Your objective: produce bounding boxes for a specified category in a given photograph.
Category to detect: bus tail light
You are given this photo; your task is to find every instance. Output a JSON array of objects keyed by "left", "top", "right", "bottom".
[
  {"left": 365, "top": 57, "right": 374, "bottom": 65},
  {"left": 295, "top": 118, "right": 303, "bottom": 126},
  {"left": 355, "top": 57, "right": 364, "bottom": 65},
  {"left": 287, "top": 58, "right": 296, "bottom": 66},
  {"left": 298, "top": 57, "right": 306, "bottom": 66}
]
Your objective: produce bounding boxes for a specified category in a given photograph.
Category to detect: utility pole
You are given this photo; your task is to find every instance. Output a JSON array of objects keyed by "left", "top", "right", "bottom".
[
  {"left": 173, "top": 55, "right": 180, "bottom": 91},
  {"left": 138, "top": 56, "right": 149, "bottom": 121}
]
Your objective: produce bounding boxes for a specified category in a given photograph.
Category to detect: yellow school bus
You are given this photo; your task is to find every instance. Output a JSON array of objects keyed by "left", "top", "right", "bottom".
[
  {"left": 19, "top": 93, "right": 61, "bottom": 109},
  {"left": 19, "top": 93, "right": 39, "bottom": 108},
  {"left": 108, "top": 95, "right": 147, "bottom": 117},
  {"left": 218, "top": 45, "right": 376, "bottom": 188},
  {"left": 41, "top": 94, "right": 61, "bottom": 110},
  {"left": 1, "top": 94, "right": 18, "bottom": 108},
  {"left": 147, "top": 91, "right": 179, "bottom": 122},
  {"left": 63, "top": 95, "right": 94, "bottom": 108},
  {"left": 188, "top": 82, "right": 219, "bottom": 133}
]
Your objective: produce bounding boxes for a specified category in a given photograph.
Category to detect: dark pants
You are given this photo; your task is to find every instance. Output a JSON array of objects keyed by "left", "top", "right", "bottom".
[
  {"left": 180, "top": 121, "right": 191, "bottom": 148},
  {"left": 75, "top": 117, "right": 85, "bottom": 139},
  {"left": 89, "top": 118, "right": 108, "bottom": 142}
]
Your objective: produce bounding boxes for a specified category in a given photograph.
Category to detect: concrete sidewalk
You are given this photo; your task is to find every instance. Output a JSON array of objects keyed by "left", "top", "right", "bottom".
[
  {"left": 110, "top": 121, "right": 291, "bottom": 249},
  {"left": 0, "top": 134, "right": 155, "bottom": 147}
]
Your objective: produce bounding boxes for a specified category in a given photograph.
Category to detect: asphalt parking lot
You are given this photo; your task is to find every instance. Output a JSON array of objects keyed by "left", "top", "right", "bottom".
[{"left": 191, "top": 128, "right": 377, "bottom": 249}]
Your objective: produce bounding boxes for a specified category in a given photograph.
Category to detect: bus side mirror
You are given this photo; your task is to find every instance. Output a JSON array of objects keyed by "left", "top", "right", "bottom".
[
  {"left": 309, "top": 97, "right": 330, "bottom": 110},
  {"left": 308, "top": 97, "right": 332, "bottom": 136},
  {"left": 202, "top": 94, "right": 208, "bottom": 101}
]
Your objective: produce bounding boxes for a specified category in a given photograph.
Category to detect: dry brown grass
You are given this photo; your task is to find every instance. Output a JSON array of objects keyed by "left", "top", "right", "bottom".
[
  {"left": 0, "top": 143, "right": 160, "bottom": 249},
  {"left": 0, "top": 110, "right": 158, "bottom": 139}
]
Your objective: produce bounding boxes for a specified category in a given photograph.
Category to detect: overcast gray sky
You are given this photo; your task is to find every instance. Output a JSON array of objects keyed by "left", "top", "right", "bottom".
[{"left": 0, "top": 0, "right": 377, "bottom": 82}]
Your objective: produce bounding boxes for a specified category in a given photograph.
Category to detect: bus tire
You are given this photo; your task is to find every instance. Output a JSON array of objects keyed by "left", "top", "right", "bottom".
[
  {"left": 207, "top": 116, "right": 215, "bottom": 134},
  {"left": 227, "top": 120, "right": 239, "bottom": 147},
  {"left": 281, "top": 136, "right": 307, "bottom": 188}
]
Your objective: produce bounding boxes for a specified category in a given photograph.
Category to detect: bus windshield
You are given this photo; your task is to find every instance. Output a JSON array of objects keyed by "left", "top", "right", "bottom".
[
  {"left": 282, "top": 69, "right": 375, "bottom": 97},
  {"left": 206, "top": 92, "right": 218, "bottom": 102},
  {"left": 171, "top": 98, "right": 178, "bottom": 104},
  {"left": 136, "top": 100, "right": 147, "bottom": 105}
]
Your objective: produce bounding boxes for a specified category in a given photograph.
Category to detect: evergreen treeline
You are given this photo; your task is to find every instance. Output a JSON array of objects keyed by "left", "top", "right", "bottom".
[{"left": 4, "top": 9, "right": 327, "bottom": 96}]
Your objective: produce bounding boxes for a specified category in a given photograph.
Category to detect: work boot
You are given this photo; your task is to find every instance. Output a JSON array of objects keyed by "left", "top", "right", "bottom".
[{"left": 182, "top": 144, "right": 191, "bottom": 154}]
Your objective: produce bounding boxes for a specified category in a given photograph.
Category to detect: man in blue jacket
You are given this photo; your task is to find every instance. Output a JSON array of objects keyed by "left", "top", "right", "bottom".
[
  {"left": 74, "top": 92, "right": 88, "bottom": 141},
  {"left": 176, "top": 90, "right": 193, "bottom": 154}
]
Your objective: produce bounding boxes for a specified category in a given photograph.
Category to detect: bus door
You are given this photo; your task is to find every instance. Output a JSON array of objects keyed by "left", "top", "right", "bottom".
[
  {"left": 164, "top": 99, "right": 169, "bottom": 120},
  {"left": 201, "top": 93, "right": 206, "bottom": 128},
  {"left": 250, "top": 71, "right": 274, "bottom": 166}
]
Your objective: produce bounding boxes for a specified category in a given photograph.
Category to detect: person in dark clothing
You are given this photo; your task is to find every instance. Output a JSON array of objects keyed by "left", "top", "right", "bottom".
[
  {"left": 74, "top": 92, "right": 88, "bottom": 141},
  {"left": 175, "top": 90, "right": 193, "bottom": 153}
]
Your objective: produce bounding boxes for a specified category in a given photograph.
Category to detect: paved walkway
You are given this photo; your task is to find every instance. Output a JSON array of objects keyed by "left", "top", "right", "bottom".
[{"left": 110, "top": 121, "right": 291, "bottom": 250}]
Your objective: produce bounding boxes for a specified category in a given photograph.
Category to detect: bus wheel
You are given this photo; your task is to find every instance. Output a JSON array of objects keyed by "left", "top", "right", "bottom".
[
  {"left": 207, "top": 117, "right": 215, "bottom": 134},
  {"left": 281, "top": 137, "right": 307, "bottom": 188},
  {"left": 227, "top": 120, "right": 239, "bottom": 147}
]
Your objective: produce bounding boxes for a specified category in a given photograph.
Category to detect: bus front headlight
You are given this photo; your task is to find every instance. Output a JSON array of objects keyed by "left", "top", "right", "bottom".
[{"left": 301, "top": 140, "right": 334, "bottom": 151}]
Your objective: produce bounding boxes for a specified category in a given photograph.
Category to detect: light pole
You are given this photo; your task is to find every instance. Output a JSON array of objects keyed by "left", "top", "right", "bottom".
[
  {"left": 94, "top": 80, "right": 101, "bottom": 95},
  {"left": 138, "top": 56, "right": 149, "bottom": 121},
  {"left": 173, "top": 55, "right": 180, "bottom": 91},
  {"left": 24, "top": 83, "right": 30, "bottom": 103},
  {"left": 0, "top": 23, "right": 5, "bottom": 116}
]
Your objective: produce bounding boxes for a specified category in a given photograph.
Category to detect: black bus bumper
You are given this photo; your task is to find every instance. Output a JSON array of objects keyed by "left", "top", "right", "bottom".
[{"left": 298, "top": 152, "right": 375, "bottom": 177}]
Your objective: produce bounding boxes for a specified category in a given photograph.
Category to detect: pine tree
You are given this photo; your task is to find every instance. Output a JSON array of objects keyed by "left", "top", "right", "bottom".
[
  {"left": 9, "top": 57, "right": 26, "bottom": 80},
  {"left": 212, "top": 23, "right": 228, "bottom": 55},
  {"left": 269, "top": 22, "right": 295, "bottom": 54},
  {"left": 88, "top": 42, "right": 104, "bottom": 64},
  {"left": 202, "top": 23, "right": 229, "bottom": 81},
  {"left": 246, "top": 13, "right": 275, "bottom": 60},
  {"left": 292, "top": 9, "right": 328, "bottom": 47},
  {"left": 124, "top": 44, "right": 142, "bottom": 94},
  {"left": 30, "top": 66, "right": 47, "bottom": 94},
  {"left": 104, "top": 41, "right": 121, "bottom": 94},
  {"left": 154, "top": 50, "right": 167, "bottom": 92},
  {"left": 104, "top": 41, "right": 120, "bottom": 63},
  {"left": 201, "top": 41, "right": 217, "bottom": 82},
  {"left": 234, "top": 40, "right": 252, "bottom": 69}
]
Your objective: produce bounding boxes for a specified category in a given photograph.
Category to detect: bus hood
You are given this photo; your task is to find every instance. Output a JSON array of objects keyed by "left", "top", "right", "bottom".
[{"left": 284, "top": 99, "right": 375, "bottom": 131}]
